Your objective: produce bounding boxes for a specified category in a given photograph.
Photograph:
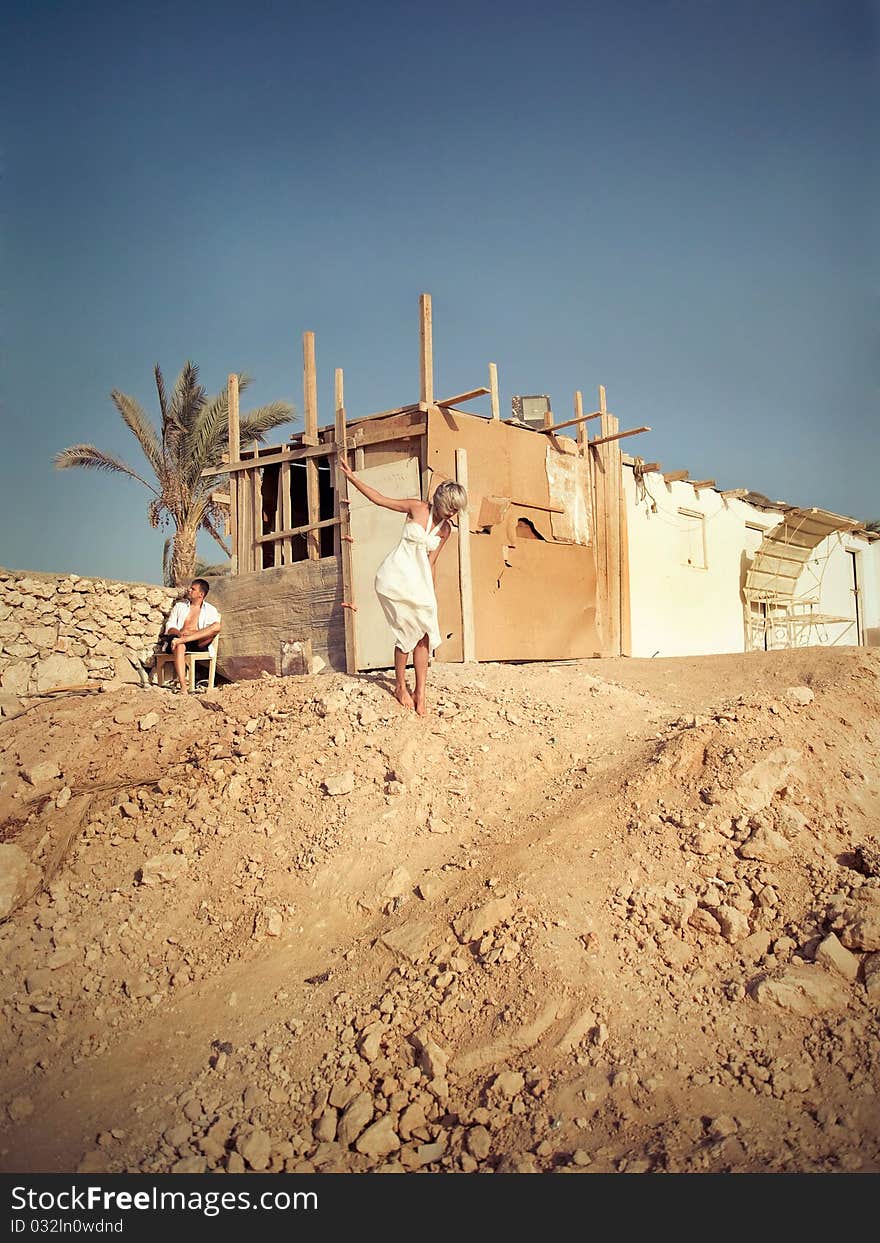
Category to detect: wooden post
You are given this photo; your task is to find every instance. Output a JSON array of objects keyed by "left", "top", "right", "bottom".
[
  {"left": 303, "top": 332, "right": 321, "bottom": 558},
  {"left": 419, "top": 293, "right": 434, "bottom": 407},
  {"left": 619, "top": 457, "right": 632, "bottom": 658},
  {"left": 281, "top": 460, "right": 292, "bottom": 565},
  {"left": 593, "top": 384, "right": 621, "bottom": 657},
  {"left": 303, "top": 332, "right": 319, "bottom": 447},
  {"left": 489, "top": 362, "right": 500, "bottom": 421},
  {"left": 455, "top": 448, "right": 476, "bottom": 662},
  {"left": 605, "top": 409, "right": 622, "bottom": 658},
  {"left": 589, "top": 437, "right": 607, "bottom": 655},
  {"left": 237, "top": 464, "right": 254, "bottom": 573},
  {"left": 333, "top": 368, "right": 358, "bottom": 674},
  {"left": 227, "top": 375, "right": 240, "bottom": 575},
  {"left": 574, "top": 391, "right": 587, "bottom": 453},
  {"left": 273, "top": 468, "right": 282, "bottom": 568},
  {"left": 251, "top": 440, "right": 263, "bottom": 572}
]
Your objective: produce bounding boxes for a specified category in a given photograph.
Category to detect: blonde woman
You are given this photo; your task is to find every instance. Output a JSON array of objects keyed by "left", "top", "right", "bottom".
[{"left": 338, "top": 455, "right": 467, "bottom": 715}]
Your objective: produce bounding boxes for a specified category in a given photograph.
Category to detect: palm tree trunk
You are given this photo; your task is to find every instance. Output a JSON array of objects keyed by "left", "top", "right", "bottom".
[{"left": 168, "top": 526, "right": 198, "bottom": 586}]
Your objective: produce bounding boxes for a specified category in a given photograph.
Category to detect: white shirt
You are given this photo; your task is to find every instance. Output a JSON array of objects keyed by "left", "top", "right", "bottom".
[{"left": 166, "top": 600, "right": 221, "bottom": 634}]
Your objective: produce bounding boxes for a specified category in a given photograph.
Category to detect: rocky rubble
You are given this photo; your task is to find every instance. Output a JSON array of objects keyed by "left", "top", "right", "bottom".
[{"left": 0, "top": 648, "right": 878, "bottom": 1174}]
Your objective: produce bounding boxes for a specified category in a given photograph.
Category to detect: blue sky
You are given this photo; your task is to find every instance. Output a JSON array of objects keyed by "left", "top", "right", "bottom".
[{"left": 3, "top": 0, "right": 877, "bottom": 582}]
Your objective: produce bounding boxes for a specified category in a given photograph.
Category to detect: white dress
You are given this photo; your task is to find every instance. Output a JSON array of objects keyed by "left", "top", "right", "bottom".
[{"left": 374, "top": 517, "right": 445, "bottom": 653}]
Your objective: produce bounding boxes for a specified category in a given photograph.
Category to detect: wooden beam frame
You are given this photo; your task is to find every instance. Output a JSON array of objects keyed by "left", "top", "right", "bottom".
[
  {"left": 541, "top": 408, "right": 603, "bottom": 435},
  {"left": 227, "top": 375, "right": 240, "bottom": 574},
  {"left": 690, "top": 480, "right": 716, "bottom": 490},
  {"left": 419, "top": 293, "right": 433, "bottom": 407},
  {"left": 720, "top": 488, "right": 748, "bottom": 499},
  {"left": 489, "top": 363, "right": 500, "bottom": 421},
  {"left": 256, "top": 515, "right": 341, "bottom": 544},
  {"left": 435, "top": 386, "right": 490, "bottom": 407},
  {"left": 590, "top": 425, "right": 651, "bottom": 447},
  {"left": 303, "top": 332, "right": 321, "bottom": 557},
  {"left": 334, "top": 368, "right": 358, "bottom": 674},
  {"left": 663, "top": 470, "right": 689, "bottom": 483}
]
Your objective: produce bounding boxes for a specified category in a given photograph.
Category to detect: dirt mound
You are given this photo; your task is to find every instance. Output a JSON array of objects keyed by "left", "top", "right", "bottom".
[{"left": 0, "top": 648, "right": 878, "bottom": 1174}]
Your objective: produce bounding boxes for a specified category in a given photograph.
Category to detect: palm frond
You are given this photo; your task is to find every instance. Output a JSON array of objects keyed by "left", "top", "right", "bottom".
[
  {"left": 154, "top": 364, "right": 168, "bottom": 426},
  {"left": 169, "top": 361, "right": 206, "bottom": 433},
  {"left": 54, "top": 445, "right": 160, "bottom": 494},
  {"left": 238, "top": 402, "right": 297, "bottom": 446},
  {"left": 180, "top": 388, "right": 229, "bottom": 487},
  {"left": 110, "top": 389, "right": 163, "bottom": 478}
]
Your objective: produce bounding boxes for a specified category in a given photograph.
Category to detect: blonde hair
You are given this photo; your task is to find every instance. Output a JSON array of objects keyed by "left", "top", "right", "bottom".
[{"left": 431, "top": 480, "right": 467, "bottom": 522}]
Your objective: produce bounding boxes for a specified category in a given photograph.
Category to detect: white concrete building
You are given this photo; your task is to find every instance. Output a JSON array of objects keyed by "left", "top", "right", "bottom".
[{"left": 622, "top": 461, "right": 880, "bottom": 658}]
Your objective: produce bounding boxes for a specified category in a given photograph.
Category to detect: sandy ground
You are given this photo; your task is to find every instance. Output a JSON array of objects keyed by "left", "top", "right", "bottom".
[{"left": 0, "top": 646, "right": 878, "bottom": 1174}]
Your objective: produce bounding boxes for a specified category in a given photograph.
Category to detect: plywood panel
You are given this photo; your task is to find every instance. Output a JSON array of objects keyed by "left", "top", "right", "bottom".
[
  {"left": 349, "top": 458, "right": 422, "bottom": 670},
  {"left": 471, "top": 534, "right": 598, "bottom": 661},
  {"left": 427, "top": 408, "right": 598, "bottom": 663}
]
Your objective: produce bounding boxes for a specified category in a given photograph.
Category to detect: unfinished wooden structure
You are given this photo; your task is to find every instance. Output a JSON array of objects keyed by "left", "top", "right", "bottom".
[{"left": 206, "top": 295, "right": 647, "bottom": 678}]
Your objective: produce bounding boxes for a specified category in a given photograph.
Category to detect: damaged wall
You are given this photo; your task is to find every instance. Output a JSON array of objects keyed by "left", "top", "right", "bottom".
[
  {"left": 426, "top": 409, "right": 599, "bottom": 662},
  {"left": 623, "top": 468, "right": 880, "bottom": 656},
  {"left": 207, "top": 558, "right": 345, "bottom": 679}
]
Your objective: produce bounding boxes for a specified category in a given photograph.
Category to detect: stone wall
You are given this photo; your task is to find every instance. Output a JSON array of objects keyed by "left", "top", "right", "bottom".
[{"left": 0, "top": 568, "right": 179, "bottom": 711}]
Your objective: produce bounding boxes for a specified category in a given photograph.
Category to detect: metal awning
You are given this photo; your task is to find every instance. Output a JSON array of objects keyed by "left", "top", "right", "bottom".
[{"left": 744, "top": 507, "right": 860, "bottom": 600}]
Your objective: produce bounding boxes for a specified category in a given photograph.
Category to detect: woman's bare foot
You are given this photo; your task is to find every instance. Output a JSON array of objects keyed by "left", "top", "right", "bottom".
[
  {"left": 414, "top": 694, "right": 427, "bottom": 717},
  {"left": 394, "top": 685, "right": 415, "bottom": 710}
]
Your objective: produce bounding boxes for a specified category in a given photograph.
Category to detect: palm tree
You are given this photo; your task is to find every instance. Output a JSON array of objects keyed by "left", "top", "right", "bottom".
[{"left": 55, "top": 362, "right": 295, "bottom": 585}]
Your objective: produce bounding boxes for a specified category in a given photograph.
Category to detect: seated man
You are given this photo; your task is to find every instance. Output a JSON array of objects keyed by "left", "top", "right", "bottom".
[{"left": 161, "top": 578, "right": 222, "bottom": 694}]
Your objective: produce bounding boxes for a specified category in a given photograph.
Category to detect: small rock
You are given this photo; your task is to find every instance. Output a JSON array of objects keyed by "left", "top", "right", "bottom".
[
  {"left": 708, "top": 1115, "right": 738, "bottom": 1139},
  {"left": 815, "top": 932, "right": 859, "bottom": 982},
  {"left": 690, "top": 907, "right": 723, "bottom": 936},
  {"left": 738, "top": 826, "right": 791, "bottom": 863},
  {"left": 138, "top": 712, "right": 160, "bottom": 732},
  {"left": 337, "top": 1092, "right": 373, "bottom": 1147},
  {"left": 714, "top": 905, "right": 750, "bottom": 943},
  {"left": 754, "top": 965, "right": 850, "bottom": 1016},
  {"left": 139, "top": 853, "right": 187, "bottom": 886},
  {"left": 237, "top": 1129, "right": 272, "bottom": 1171},
  {"left": 492, "top": 1071, "right": 525, "bottom": 1099},
  {"left": 383, "top": 868, "right": 412, "bottom": 899},
  {"left": 313, "top": 1110, "right": 338, "bottom": 1143},
  {"left": 466, "top": 1126, "right": 491, "bottom": 1160},
  {"left": 453, "top": 895, "right": 516, "bottom": 944},
  {"left": 354, "top": 1115, "right": 400, "bottom": 1159},
  {"left": 410, "top": 1028, "right": 449, "bottom": 1079},
  {"left": 783, "top": 686, "right": 814, "bottom": 706},
  {"left": 22, "top": 760, "right": 61, "bottom": 787},
  {"left": 8, "top": 1095, "right": 34, "bottom": 1122},
  {"left": 831, "top": 894, "right": 880, "bottom": 952},
  {"left": 172, "top": 1156, "right": 206, "bottom": 1174},
  {"left": 323, "top": 771, "right": 355, "bottom": 797}
]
